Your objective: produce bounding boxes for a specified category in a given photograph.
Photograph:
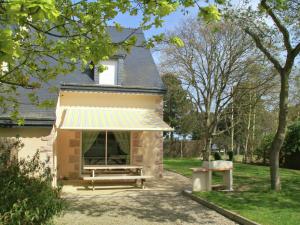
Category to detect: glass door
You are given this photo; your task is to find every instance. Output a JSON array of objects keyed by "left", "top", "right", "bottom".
[
  {"left": 107, "top": 131, "right": 130, "bottom": 165},
  {"left": 82, "top": 131, "right": 130, "bottom": 166}
]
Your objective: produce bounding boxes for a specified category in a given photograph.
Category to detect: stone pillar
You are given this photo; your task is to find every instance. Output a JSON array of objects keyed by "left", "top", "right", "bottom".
[
  {"left": 131, "top": 131, "right": 144, "bottom": 166},
  {"left": 131, "top": 96, "right": 165, "bottom": 178},
  {"left": 67, "top": 131, "right": 81, "bottom": 178},
  {"left": 57, "top": 130, "right": 81, "bottom": 179},
  {"left": 131, "top": 131, "right": 163, "bottom": 178}
]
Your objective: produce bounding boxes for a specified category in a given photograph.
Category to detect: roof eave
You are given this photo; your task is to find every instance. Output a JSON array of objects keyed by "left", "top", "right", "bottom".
[
  {"left": 0, "top": 118, "right": 54, "bottom": 127},
  {"left": 60, "top": 83, "right": 167, "bottom": 94}
]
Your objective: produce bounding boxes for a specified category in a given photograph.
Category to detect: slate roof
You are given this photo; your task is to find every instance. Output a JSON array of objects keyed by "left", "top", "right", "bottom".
[{"left": 0, "top": 27, "right": 164, "bottom": 126}]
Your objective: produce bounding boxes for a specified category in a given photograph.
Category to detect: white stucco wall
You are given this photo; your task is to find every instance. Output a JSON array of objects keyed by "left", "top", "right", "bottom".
[{"left": 0, "top": 127, "right": 53, "bottom": 163}]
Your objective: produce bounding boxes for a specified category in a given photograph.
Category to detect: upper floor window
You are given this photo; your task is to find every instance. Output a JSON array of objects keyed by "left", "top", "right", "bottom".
[
  {"left": 1, "top": 61, "right": 8, "bottom": 75},
  {"left": 99, "top": 60, "right": 118, "bottom": 85}
]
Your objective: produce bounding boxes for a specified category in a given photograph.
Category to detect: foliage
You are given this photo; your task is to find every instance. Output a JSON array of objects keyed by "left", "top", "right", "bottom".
[
  {"left": 0, "top": 139, "right": 64, "bottom": 225},
  {"left": 0, "top": 137, "right": 23, "bottom": 166},
  {"left": 214, "top": 152, "right": 222, "bottom": 160},
  {"left": 255, "top": 133, "right": 274, "bottom": 163},
  {"left": 160, "top": 18, "right": 261, "bottom": 159},
  {"left": 164, "top": 158, "right": 300, "bottom": 225},
  {"left": 282, "top": 120, "right": 300, "bottom": 155},
  {"left": 162, "top": 73, "right": 195, "bottom": 137},
  {"left": 0, "top": 0, "right": 226, "bottom": 123},
  {"left": 227, "top": 151, "right": 233, "bottom": 161},
  {"left": 256, "top": 120, "right": 300, "bottom": 166},
  {"left": 227, "top": 0, "right": 300, "bottom": 190},
  {"left": 288, "top": 104, "right": 300, "bottom": 122}
]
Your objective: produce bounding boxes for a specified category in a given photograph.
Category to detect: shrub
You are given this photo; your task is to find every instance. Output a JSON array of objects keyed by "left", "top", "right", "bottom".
[
  {"left": 282, "top": 120, "right": 300, "bottom": 155},
  {"left": 0, "top": 139, "right": 64, "bottom": 225},
  {"left": 214, "top": 152, "right": 222, "bottom": 160},
  {"left": 255, "top": 120, "right": 300, "bottom": 167},
  {"left": 227, "top": 151, "right": 234, "bottom": 161},
  {"left": 282, "top": 120, "right": 300, "bottom": 169},
  {"left": 255, "top": 133, "right": 274, "bottom": 164},
  {"left": 0, "top": 137, "right": 23, "bottom": 166}
]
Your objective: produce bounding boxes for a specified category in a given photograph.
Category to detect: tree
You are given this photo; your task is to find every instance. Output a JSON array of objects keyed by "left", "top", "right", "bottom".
[
  {"left": 231, "top": 66, "right": 276, "bottom": 162},
  {"left": 230, "top": 0, "right": 300, "bottom": 190},
  {"left": 0, "top": 0, "right": 173, "bottom": 122},
  {"left": 0, "top": 0, "right": 225, "bottom": 123},
  {"left": 162, "top": 73, "right": 194, "bottom": 138},
  {"left": 160, "top": 19, "right": 261, "bottom": 160}
]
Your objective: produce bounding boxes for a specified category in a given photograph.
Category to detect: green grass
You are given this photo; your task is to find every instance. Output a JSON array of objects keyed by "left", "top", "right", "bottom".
[{"left": 164, "top": 158, "right": 300, "bottom": 225}]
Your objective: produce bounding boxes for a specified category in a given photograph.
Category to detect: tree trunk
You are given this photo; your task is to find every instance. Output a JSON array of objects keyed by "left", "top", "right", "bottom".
[
  {"left": 203, "top": 133, "right": 211, "bottom": 161},
  {"left": 244, "top": 98, "right": 252, "bottom": 163},
  {"left": 169, "top": 132, "right": 174, "bottom": 154},
  {"left": 231, "top": 93, "right": 234, "bottom": 153},
  {"left": 180, "top": 139, "right": 183, "bottom": 158},
  {"left": 270, "top": 71, "right": 290, "bottom": 191},
  {"left": 203, "top": 111, "right": 212, "bottom": 161},
  {"left": 250, "top": 103, "right": 256, "bottom": 163}
]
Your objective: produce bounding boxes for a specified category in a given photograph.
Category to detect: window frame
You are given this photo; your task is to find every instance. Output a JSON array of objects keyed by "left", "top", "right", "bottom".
[
  {"left": 80, "top": 130, "right": 131, "bottom": 171},
  {"left": 98, "top": 60, "right": 118, "bottom": 86}
]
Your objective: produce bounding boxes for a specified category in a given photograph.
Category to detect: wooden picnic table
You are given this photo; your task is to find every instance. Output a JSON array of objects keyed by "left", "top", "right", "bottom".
[
  {"left": 82, "top": 165, "right": 150, "bottom": 190},
  {"left": 83, "top": 165, "right": 143, "bottom": 170}
]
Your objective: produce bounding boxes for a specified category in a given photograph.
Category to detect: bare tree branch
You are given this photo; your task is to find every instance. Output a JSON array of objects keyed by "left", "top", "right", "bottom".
[
  {"left": 260, "top": 0, "right": 292, "bottom": 53},
  {"left": 245, "top": 28, "right": 283, "bottom": 73}
]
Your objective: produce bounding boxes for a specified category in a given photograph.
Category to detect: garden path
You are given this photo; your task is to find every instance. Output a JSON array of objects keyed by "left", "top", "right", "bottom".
[{"left": 54, "top": 171, "right": 236, "bottom": 225}]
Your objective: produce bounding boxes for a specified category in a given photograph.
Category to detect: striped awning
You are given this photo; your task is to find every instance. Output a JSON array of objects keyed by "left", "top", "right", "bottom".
[{"left": 58, "top": 107, "right": 173, "bottom": 131}]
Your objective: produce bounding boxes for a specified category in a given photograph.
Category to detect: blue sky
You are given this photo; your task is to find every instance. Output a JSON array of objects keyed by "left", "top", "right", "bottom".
[
  {"left": 111, "top": 5, "right": 200, "bottom": 63},
  {"left": 112, "top": 6, "right": 199, "bottom": 40},
  {"left": 110, "top": 0, "right": 260, "bottom": 63},
  {"left": 111, "top": 0, "right": 260, "bottom": 40}
]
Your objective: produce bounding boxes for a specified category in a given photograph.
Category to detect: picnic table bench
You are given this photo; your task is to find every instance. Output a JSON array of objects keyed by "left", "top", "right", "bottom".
[{"left": 82, "top": 165, "right": 151, "bottom": 190}]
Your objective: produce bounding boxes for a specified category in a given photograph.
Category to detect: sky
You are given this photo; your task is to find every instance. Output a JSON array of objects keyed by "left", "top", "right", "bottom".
[
  {"left": 110, "top": 0, "right": 260, "bottom": 63},
  {"left": 111, "top": 0, "right": 260, "bottom": 39},
  {"left": 112, "top": 6, "right": 199, "bottom": 40},
  {"left": 110, "top": 5, "right": 199, "bottom": 63}
]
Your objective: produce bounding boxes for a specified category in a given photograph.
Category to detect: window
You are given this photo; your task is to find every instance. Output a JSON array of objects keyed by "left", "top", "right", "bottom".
[
  {"left": 1, "top": 61, "right": 8, "bottom": 75},
  {"left": 82, "top": 131, "right": 130, "bottom": 166},
  {"left": 98, "top": 60, "right": 118, "bottom": 85}
]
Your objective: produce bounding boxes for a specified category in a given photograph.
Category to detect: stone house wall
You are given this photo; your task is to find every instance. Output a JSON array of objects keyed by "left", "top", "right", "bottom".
[
  {"left": 57, "top": 130, "right": 81, "bottom": 179},
  {"left": 131, "top": 131, "right": 164, "bottom": 178}
]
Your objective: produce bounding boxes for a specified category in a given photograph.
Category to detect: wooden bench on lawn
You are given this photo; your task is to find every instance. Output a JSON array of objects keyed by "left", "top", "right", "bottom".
[{"left": 82, "top": 165, "right": 152, "bottom": 190}]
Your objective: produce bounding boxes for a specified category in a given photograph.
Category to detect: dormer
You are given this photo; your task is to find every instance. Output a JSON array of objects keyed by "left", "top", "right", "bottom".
[
  {"left": 98, "top": 60, "right": 118, "bottom": 85},
  {"left": 94, "top": 54, "right": 126, "bottom": 86}
]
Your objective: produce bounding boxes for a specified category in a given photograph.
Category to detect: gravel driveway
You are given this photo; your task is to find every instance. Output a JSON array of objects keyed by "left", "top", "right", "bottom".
[{"left": 54, "top": 171, "right": 236, "bottom": 225}]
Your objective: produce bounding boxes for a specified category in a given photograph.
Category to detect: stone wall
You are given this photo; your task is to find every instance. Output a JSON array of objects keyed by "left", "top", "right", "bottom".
[
  {"left": 57, "top": 129, "right": 164, "bottom": 179},
  {"left": 131, "top": 131, "right": 163, "bottom": 178},
  {"left": 57, "top": 130, "right": 81, "bottom": 179},
  {"left": 130, "top": 95, "right": 164, "bottom": 177}
]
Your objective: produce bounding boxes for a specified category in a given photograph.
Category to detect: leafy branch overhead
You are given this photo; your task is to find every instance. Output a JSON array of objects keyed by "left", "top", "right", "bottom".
[{"left": 0, "top": 0, "right": 224, "bottom": 123}]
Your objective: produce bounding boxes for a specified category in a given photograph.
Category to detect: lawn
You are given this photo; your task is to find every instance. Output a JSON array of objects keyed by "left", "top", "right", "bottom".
[{"left": 164, "top": 158, "right": 300, "bottom": 225}]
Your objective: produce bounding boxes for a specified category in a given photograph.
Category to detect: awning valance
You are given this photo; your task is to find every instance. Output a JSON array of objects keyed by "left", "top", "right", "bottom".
[{"left": 58, "top": 107, "right": 173, "bottom": 131}]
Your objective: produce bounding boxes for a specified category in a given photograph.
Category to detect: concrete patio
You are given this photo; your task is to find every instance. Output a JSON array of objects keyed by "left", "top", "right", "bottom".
[{"left": 54, "top": 171, "right": 237, "bottom": 225}]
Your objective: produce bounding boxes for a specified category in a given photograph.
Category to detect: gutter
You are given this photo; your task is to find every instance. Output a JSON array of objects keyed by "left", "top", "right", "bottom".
[
  {"left": 0, "top": 118, "right": 54, "bottom": 127},
  {"left": 60, "top": 83, "right": 167, "bottom": 94}
]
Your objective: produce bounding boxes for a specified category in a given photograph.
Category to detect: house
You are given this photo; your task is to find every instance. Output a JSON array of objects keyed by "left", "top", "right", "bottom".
[{"left": 0, "top": 27, "right": 173, "bottom": 186}]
